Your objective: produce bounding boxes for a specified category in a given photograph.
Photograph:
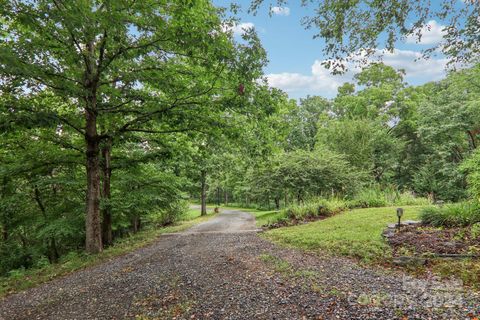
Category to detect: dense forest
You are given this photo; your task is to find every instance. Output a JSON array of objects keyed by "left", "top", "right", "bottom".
[{"left": 1, "top": 0, "right": 480, "bottom": 282}]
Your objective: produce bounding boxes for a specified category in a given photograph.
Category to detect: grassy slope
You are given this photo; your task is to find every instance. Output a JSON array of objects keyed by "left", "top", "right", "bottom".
[
  {"left": 0, "top": 209, "right": 216, "bottom": 297},
  {"left": 264, "top": 206, "right": 426, "bottom": 262}
]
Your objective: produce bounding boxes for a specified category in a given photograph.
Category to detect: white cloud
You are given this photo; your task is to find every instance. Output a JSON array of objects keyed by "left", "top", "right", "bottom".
[
  {"left": 405, "top": 20, "right": 446, "bottom": 45},
  {"left": 266, "top": 49, "right": 449, "bottom": 98},
  {"left": 378, "top": 49, "right": 448, "bottom": 80},
  {"left": 271, "top": 6, "right": 290, "bottom": 16},
  {"left": 228, "top": 22, "right": 255, "bottom": 36}
]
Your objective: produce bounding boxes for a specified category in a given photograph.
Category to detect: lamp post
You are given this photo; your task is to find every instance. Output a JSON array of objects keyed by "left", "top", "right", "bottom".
[{"left": 396, "top": 208, "right": 404, "bottom": 228}]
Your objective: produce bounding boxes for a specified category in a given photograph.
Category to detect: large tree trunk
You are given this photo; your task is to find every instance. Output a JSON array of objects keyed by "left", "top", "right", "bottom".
[
  {"left": 224, "top": 190, "right": 228, "bottom": 206},
  {"left": 200, "top": 170, "right": 207, "bottom": 216},
  {"left": 85, "top": 120, "right": 102, "bottom": 253},
  {"left": 84, "top": 40, "right": 103, "bottom": 254},
  {"left": 101, "top": 138, "right": 112, "bottom": 247}
]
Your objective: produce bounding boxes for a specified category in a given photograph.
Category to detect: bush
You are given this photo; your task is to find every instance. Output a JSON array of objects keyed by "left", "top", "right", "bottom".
[
  {"left": 350, "top": 186, "right": 431, "bottom": 208},
  {"left": 285, "top": 198, "right": 348, "bottom": 220},
  {"left": 151, "top": 200, "right": 189, "bottom": 226},
  {"left": 420, "top": 202, "right": 480, "bottom": 227},
  {"left": 460, "top": 149, "right": 480, "bottom": 201},
  {"left": 350, "top": 188, "right": 388, "bottom": 208}
]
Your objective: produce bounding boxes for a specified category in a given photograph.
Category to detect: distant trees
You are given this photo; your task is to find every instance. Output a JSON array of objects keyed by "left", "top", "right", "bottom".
[{"left": 205, "top": 62, "right": 480, "bottom": 210}]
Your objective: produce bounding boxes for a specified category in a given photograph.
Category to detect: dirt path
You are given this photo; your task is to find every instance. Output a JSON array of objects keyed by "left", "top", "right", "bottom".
[{"left": 0, "top": 209, "right": 477, "bottom": 319}]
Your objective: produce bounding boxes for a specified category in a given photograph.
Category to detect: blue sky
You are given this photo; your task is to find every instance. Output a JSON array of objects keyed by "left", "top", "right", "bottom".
[{"left": 214, "top": 0, "right": 457, "bottom": 99}]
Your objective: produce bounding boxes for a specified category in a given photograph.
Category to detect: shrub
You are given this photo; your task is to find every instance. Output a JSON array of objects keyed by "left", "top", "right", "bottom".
[
  {"left": 420, "top": 202, "right": 480, "bottom": 227},
  {"left": 351, "top": 188, "right": 388, "bottom": 208},
  {"left": 351, "top": 186, "right": 431, "bottom": 208},
  {"left": 461, "top": 149, "right": 480, "bottom": 201},
  {"left": 284, "top": 198, "right": 348, "bottom": 220},
  {"left": 150, "top": 200, "right": 189, "bottom": 226}
]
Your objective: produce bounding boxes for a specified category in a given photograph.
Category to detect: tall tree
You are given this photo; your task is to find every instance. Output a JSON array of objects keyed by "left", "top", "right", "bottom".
[{"left": 0, "top": 0, "right": 265, "bottom": 253}]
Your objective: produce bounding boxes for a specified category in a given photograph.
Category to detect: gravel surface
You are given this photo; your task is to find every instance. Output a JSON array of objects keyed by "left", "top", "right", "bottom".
[{"left": 0, "top": 209, "right": 478, "bottom": 319}]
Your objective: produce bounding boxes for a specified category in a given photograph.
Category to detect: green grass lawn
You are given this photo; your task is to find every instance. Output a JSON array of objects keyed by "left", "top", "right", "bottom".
[
  {"left": 264, "top": 206, "right": 427, "bottom": 262},
  {"left": 0, "top": 211, "right": 216, "bottom": 298}
]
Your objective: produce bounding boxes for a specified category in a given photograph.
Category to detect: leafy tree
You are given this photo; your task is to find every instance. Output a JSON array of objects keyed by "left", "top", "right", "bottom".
[
  {"left": 316, "top": 118, "right": 402, "bottom": 183},
  {"left": 333, "top": 63, "right": 405, "bottom": 120},
  {"left": 276, "top": 148, "right": 361, "bottom": 202},
  {"left": 410, "top": 67, "right": 480, "bottom": 200},
  {"left": 0, "top": 0, "right": 266, "bottom": 253},
  {"left": 285, "top": 96, "right": 330, "bottom": 151}
]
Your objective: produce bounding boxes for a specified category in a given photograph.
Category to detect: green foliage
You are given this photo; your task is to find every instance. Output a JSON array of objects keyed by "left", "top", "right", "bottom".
[
  {"left": 276, "top": 148, "right": 362, "bottom": 198},
  {"left": 420, "top": 203, "right": 480, "bottom": 227},
  {"left": 111, "top": 163, "right": 188, "bottom": 229},
  {"left": 350, "top": 188, "right": 388, "bottom": 208},
  {"left": 461, "top": 148, "right": 480, "bottom": 202},
  {"left": 254, "top": 210, "right": 286, "bottom": 227},
  {"left": 471, "top": 223, "right": 480, "bottom": 239},
  {"left": 351, "top": 186, "right": 431, "bottom": 208},
  {"left": 0, "top": 0, "right": 278, "bottom": 273},
  {"left": 285, "top": 96, "right": 331, "bottom": 151},
  {"left": 284, "top": 198, "right": 348, "bottom": 220},
  {"left": 432, "top": 259, "right": 480, "bottom": 290},
  {"left": 1, "top": 0, "right": 480, "bottom": 289}
]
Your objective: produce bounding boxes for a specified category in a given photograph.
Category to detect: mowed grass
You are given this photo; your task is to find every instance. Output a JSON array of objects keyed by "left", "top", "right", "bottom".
[
  {"left": 0, "top": 211, "right": 216, "bottom": 298},
  {"left": 264, "top": 206, "right": 427, "bottom": 262}
]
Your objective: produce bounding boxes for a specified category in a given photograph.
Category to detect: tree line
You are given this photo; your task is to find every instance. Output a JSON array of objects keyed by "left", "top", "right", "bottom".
[{"left": 202, "top": 63, "right": 480, "bottom": 209}]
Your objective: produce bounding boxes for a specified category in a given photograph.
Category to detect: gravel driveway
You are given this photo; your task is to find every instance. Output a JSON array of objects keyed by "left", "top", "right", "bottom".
[{"left": 0, "top": 209, "right": 478, "bottom": 319}]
